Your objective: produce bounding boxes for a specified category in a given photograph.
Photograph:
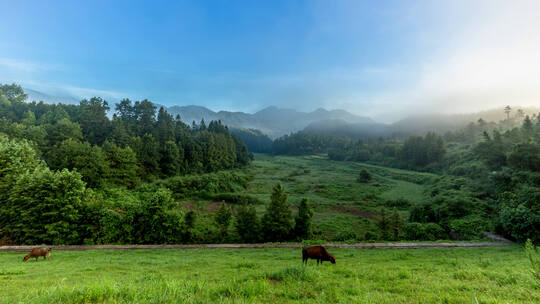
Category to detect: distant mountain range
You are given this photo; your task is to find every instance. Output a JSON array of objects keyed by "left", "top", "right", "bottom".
[
  {"left": 21, "top": 87, "right": 539, "bottom": 139},
  {"left": 304, "top": 107, "right": 540, "bottom": 139},
  {"left": 24, "top": 88, "right": 81, "bottom": 105},
  {"left": 166, "top": 105, "right": 374, "bottom": 138}
]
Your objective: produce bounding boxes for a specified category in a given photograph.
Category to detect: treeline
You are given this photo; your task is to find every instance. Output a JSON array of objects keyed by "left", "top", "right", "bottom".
[
  {"left": 0, "top": 84, "right": 250, "bottom": 188},
  {"left": 0, "top": 134, "right": 312, "bottom": 244},
  {"left": 462, "top": 114, "right": 540, "bottom": 243},
  {"left": 372, "top": 114, "right": 540, "bottom": 243},
  {"left": 230, "top": 127, "right": 273, "bottom": 153},
  {"left": 272, "top": 131, "right": 446, "bottom": 170}
]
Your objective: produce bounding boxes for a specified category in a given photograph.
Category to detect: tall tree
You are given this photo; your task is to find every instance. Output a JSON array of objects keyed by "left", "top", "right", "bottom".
[
  {"left": 235, "top": 202, "right": 260, "bottom": 243},
  {"left": 294, "top": 198, "right": 314, "bottom": 240},
  {"left": 504, "top": 105, "right": 512, "bottom": 120},
  {"left": 215, "top": 203, "right": 232, "bottom": 240},
  {"left": 78, "top": 97, "right": 110, "bottom": 145},
  {"left": 261, "top": 183, "right": 294, "bottom": 241}
]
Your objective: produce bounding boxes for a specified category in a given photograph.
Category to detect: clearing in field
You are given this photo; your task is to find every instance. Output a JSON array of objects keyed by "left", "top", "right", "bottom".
[{"left": 1, "top": 246, "right": 538, "bottom": 303}]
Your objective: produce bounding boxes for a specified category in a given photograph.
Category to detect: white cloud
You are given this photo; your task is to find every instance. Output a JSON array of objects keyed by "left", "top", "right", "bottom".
[
  {"left": 344, "top": 0, "right": 540, "bottom": 121},
  {"left": 0, "top": 58, "right": 128, "bottom": 101}
]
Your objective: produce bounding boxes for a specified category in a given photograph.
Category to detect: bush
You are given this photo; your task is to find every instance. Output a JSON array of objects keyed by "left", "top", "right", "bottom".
[
  {"left": 424, "top": 223, "right": 447, "bottom": 240},
  {"left": 525, "top": 239, "right": 540, "bottom": 281},
  {"left": 403, "top": 222, "right": 446, "bottom": 241},
  {"left": 363, "top": 231, "right": 377, "bottom": 241},
  {"left": 448, "top": 216, "right": 489, "bottom": 240},
  {"left": 332, "top": 229, "right": 358, "bottom": 242},
  {"left": 403, "top": 222, "right": 426, "bottom": 240},
  {"left": 157, "top": 171, "right": 249, "bottom": 198},
  {"left": 499, "top": 204, "right": 540, "bottom": 243},
  {"left": 384, "top": 198, "right": 411, "bottom": 209},
  {"left": 357, "top": 169, "right": 372, "bottom": 183}
]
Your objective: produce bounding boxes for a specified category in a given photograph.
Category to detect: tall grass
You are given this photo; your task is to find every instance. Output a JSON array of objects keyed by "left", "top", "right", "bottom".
[
  {"left": 525, "top": 239, "right": 540, "bottom": 281},
  {"left": 1, "top": 247, "right": 539, "bottom": 303}
]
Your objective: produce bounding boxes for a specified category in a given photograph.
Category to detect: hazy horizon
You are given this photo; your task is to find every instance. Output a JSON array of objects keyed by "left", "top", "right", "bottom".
[{"left": 2, "top": 0, "right": 540, "bottom": 122}]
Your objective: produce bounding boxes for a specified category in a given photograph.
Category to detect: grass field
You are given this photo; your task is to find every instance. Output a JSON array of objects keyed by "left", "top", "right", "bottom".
[
  {"left": 1, "top": 246, "right": 538, "bottom": 303},
  {"left": 225, "top": 154, "right": 436, "bottom": 239}
]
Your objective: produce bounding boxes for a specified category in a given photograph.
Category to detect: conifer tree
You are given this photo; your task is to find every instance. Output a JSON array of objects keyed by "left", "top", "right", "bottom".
[
  {"left": 215, "top": 203, "right": 232, "bottom": 240},
  {"left": 389, "top": 208, "right": 402, "bottom": 241},
  {"left": 261, "top": 183, "right": 294, "bottom": 241},
  {"left": 294, "top": 198, "right": 313, "bottom": 239},
  {"left": 235, "top": 201, "right": 260, "bottom": 243}
]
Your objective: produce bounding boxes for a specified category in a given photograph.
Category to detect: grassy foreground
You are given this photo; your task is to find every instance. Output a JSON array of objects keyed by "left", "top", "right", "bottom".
[{"left": 1, "top": 246, "right": 538, "bottom": 303}]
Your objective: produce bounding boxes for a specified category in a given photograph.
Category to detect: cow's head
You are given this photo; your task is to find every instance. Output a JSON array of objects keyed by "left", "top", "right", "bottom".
[{"left": 328, "top": 254, "right": 336, "bottom": 264}]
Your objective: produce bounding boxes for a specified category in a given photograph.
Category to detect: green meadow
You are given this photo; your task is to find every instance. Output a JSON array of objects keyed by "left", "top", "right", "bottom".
[
  {"left": 206, "top": 154, "right": 437, "bottom": 240},
  {"left": 1, "top": 246, "right": 538, "bottom": 303}
]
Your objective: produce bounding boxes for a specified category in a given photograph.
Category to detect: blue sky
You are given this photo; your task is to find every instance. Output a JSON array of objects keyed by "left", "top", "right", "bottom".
[{"left": 2, "top": 0, "right": 540, "bottom": 121}]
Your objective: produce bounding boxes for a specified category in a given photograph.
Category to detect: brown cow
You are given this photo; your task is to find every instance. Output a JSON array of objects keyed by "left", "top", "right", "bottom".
[
  {"left": 23, "top": 247, "right": 51, "bottom": 262},
  {"left": 302, "top": 245, "right": 335, "bottom": 265}
]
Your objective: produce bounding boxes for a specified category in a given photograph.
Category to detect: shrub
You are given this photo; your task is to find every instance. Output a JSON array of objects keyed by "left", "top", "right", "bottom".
[
  {"left": 357, "top": 169, "right": 372, "bottom": 183},
  {"left": 157, "top": 171, "right": 249, "bottom": 198},
  {"left": 384, "top": 198, "right": 411, "bottom": 209},
  {"left": 448, "top": 216, "right": 489, "bottom": 240},
  {"left": 403, "top": 222, "right": 426, "bottom": 240},
  {"left": 423, "top": 223, "right": 447, "bottom": 240},
  {"left": 525, "top": 239, "right": 540, "bottom": 281},
  {"left": 403, "top": 222, "right": 446, "bottom": 241},
  {"left": 333, "top": 229, "right": 358, "bottom": 242},
  {"left": 499, "top": 204, "right": 540, "bottom": 243}
]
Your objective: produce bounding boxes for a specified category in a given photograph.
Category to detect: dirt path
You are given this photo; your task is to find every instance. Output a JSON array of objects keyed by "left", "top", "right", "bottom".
[{"left": 0, "top": 242, "right": 512, "bottom": 252}]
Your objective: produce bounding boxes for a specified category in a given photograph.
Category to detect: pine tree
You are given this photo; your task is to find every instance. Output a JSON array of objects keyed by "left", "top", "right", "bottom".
[
  {"left": 235, "top": 202, "right": 260, "bottom": 243},
  {"left": 261, "top": 183, "right": 294, "bottom": 241},
  {"left": 183, "top": 211, "right": 197, "bottom": 243},
  {"left": 215, "top": 203, "right": 232, "bottom": 240},
  {"left": 357, "top": 169, "right": 372, "bottom": 183},
  {"left": 376, "top": 208, "right": 390, "bottom": 240},
  {"left": 294, "top": 198, "right": 313, "bottom": 240},
  {"left": 389, "top": 208, "right": 402, "bottom": 241},
  {"left": 523, "top": 115, "right": 534, "bottom": 138}
]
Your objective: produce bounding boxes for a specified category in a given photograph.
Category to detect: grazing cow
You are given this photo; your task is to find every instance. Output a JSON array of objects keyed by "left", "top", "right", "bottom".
[
  {"left": 23, "top": 247, "right": 51, "bottom": 262},
  {"left": 302, "top": 245, "right": 335, "bottom": 265}
]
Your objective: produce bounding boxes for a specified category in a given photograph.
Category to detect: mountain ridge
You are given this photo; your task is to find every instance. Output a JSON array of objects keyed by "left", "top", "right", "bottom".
[{"left": 166, "top": 105, "right": 374, "bottom": 138}]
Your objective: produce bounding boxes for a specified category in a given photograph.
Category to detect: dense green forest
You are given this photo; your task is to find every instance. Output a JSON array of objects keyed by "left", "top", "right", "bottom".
[
  {"left": 267, "top": 112, "right": 540, "bottom": 243},
  {"left": 0, "top": 84, "right": 264, "bottom": 245},
  {"left": 1, "top": 83, "right": 538, "bottom": 245}
]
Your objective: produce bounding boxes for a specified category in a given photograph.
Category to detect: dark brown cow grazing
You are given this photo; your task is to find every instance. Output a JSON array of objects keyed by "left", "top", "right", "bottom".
[
  {"left": 302, "top": 245, "right": 335, "bottom": 265},
  {"left": 23, "top": 247, "right": 51, "bottom": 262}
]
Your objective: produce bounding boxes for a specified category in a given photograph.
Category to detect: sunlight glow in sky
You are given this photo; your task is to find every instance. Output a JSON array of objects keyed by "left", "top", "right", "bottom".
[{"left": 1, "top": 0, "right": 540, "bottom": 121}]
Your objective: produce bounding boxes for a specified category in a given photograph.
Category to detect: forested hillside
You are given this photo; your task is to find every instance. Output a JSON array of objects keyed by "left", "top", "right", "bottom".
[
  {"left": 270, "top": 112, "right": 540, "bottom": 243},
  {"left": 0, "top": 84, "right": 253, "bottom": 245},
  {"left": 0, "top": 84, "right": 250, "bottom": 184}
]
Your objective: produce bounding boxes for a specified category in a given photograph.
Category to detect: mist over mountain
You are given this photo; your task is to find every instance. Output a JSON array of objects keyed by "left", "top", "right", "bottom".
[
  {"left": 24, "top": 88, "right": 80, "bottom": 105},
  {"left": 304, "top": 106, "right": 540, "bottom": 139},
  {"left": 20, "top": 87, "right": 539, "bottom": 140},
  {"left": 166, "top": 105, "right": 373, "bottom": 138}
]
